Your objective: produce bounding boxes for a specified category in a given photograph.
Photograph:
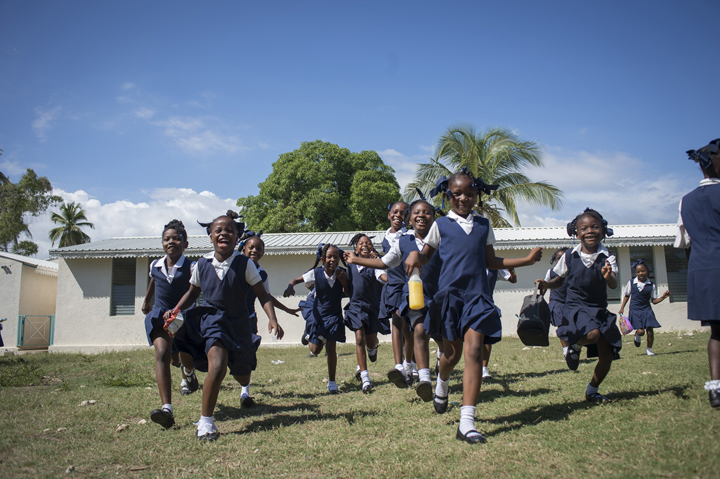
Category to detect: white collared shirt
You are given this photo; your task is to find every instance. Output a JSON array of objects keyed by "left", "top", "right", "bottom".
[
  {"left": 487, "top": 268, "right": 512, "bottom": 281},
  {"left": 674, "top": 178, "right": 720, "bottom": 248},
  {"left": 303, "top": 268, "right": 338, "bottom": 288},
  {"left": 383, "top": 227, "right": 407, "bottom": 247},
  {"left": 424, "top": 210, "right": 496, "bottom": 249},
  {"left": 552, "top": 243, "right": 618, "bottom": 278},
  {"left": 149, "top": 255, "right": 187, "bottom": 283},
  {"left": 382, "top": 231, "right": 428, "bottom": 269},
  {"left": 190, "top": 251, "right": 261, "bottom": 287},
  {"left": 353, "top": 264, "right": 386, "bottom": 283},
  {"left": 622, "top": 278, "right": 658, "bottom": 298}
]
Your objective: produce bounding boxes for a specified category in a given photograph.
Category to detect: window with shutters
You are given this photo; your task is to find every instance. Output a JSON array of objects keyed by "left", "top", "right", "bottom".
[
  {"left": 111, "top": 258, "right": 136, "bottom": 316},
  {"left": 664, "top": 246, "right": 688, "bottom": 303}
]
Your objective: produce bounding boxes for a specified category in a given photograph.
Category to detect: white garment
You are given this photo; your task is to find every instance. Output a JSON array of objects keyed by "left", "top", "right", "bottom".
[
  {"left": 353, "top": 264, "right": 386, "bottom": 282},
  {"left": 149, "top": 255, "right": 187, "bottom": 283},
  {"left": 302, "top": 268, "right": 338, "bottom": 288},
  {"left": 622, "top": 278, "right": 658, "bottom": 299},
  {"left": 382, "top": 231, "right": 428, "bottom": 269},
  {"left": 382, "top": 227, "right": 407, "bottom": 246},
  {"left": 674, "top": 178, "right": 720, "bottom": 249},
  {"left": 424, "top": 210, "right": 496, "bottom": 249},
  {"left": 189, "top": 251, "right": 261, "bottom": 286},
  {"left": 487, "top": 268, "right": 512, "bottom": 281},
  {"left": 552, "top": 243, "right": 618, "bottom": 278}
]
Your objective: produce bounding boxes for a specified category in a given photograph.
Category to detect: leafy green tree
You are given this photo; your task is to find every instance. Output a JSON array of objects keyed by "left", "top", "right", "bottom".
[
  {"left": 405, "top": 125, "right": 563, "bottom": 227},
  {"left": 238, "top": 141, "right": 401, "bottom": 232},
  {"left": 13, "top": 241, "right": 38, "bottom": 257},
  {"left": 49, "top": 202, "right": 95, "bottom": 247},
  {"left": 0, "top": 165, "right": 62, "bottom": 255}
]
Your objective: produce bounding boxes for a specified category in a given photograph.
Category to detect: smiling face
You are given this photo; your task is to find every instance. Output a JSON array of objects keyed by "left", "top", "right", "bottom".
[
  {"left": 323, "top": 246, "right": 340, "bottom": 274},
  {"left": 388, "top": 202, "right": 408, "bottom": 232},
  {"left": 576, "top": 215, "right": 604, "bottom": 253},
  {"left": 210, "top": 216, "right": 239, "bottom": 261},
  {"left": 243, "top": 237, "right": 265, "bottom": 265},
  {"left": 635, "top": 263, "right": 649, "bottom": 282},
  {"left": 354, "top": 236, "right": 374, "bottom": 258},
  {"left": 162, "top": 228, "right": 187, "bottom": 261},
  {"left": 409, "top": 201, "right": 434, "bottom": 238},
  {"left": 448, "top": 176, "right": 477, "bottom": 217}
]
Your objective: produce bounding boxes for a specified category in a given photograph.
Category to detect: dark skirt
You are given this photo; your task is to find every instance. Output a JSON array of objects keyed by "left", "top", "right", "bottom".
[
  {"left": 556, "top": 304, "right": 622, "bottom": 350},
  {"left": 344, "top": 303, "right": 382, "bottom": 335},
  {"left": 629, "top": 308, "right": 661, "bottom": 330},
  {"left": 379, "top": 282, "right": 405, "bottom": 319},
  {"left": 144, "top": 307, "right": 179, "bottom": 353},
  {"left": 548, "top": 300, "right": 566, "bottom": 328},
  {"left": 430, "top": 288, "right": 502, "bottom": 344},
  {"left": 308, "top": 313, "right": 346, "bottom": 344},
  {"left": 174, "top": 306, "right": 260, "bottom": 376}
]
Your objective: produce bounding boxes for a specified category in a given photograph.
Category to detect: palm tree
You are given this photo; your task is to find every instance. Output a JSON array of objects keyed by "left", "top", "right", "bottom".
[
  {"left": 405, "top": 125, "right": 563, "bottom": 227},
  {"left": 49, "top": 202, "right": 94, "bottom": 247}
]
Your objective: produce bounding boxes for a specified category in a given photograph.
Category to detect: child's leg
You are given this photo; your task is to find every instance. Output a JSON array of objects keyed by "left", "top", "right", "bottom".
[
  {"left": 202, "top": 343, "right": 228, "bottom": 417},
  {"left": 576, "top": 329, "right": 601, "bottom": 346},
  {"left": 404, "top": 324, "right": 415, "bottom": 364},
  {"left": 636, "top": 328, "right": 646, "bottom": 337},
  {"left": 456, "top": 328, "right": 486, "bottom": 443},
  {"left": 588, "top": 338, "right": 613, "bottom": 393},
  {"left": 482, "top": 343, "right": 493, "bottom": 378},
  {"left": 413, "top": 324, "right": 433, "bottom": 401},
  {"left": 391, "top": 312, "right": 404, "bottom": 365},
  {"left": 646, "top": 328, "right": 653, "bottom": 347},
  {"left": 308, "top": 342, "right": 324, "bottom": 356},
  {"left": 179, "top": 352, "right": 198, "bottom": 394},
  {"left": 366, "top": 332, "right": 379, "bottom": 350},
  {"left": 709, "top": 323, "right": 720, "bottom": 381},
  {"left": 326, "top": 341, "right": 338, "bottom": 393},
  {"left": 151, "top": 331, "right": 173, "bottom": 405},
  {"left": 355, "top": 329, "right": 368, "bottom": 373},
  {"left": 171, "top": 350, "right": 182, "bottom": 368}
]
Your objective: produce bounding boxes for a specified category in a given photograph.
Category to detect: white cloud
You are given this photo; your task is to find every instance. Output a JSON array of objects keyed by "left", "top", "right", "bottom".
[
  {"left": 0, "top": 159, "right": 25, "bottom": 177},
  {"left": 153, "top": 116, "right": 245, "bottom": 155},
  {"left": 377, "top": 148, "right": 429, "bottom": 194},
  {"left": 122, "top": 82, "right": 135, "bottom": 90},
  {"left": 134, "top": 107, "right": 156, "bottom": 119},
  {"left": 31, "top": 106, "right": 61, "bottom": 142},
  {"left": 28, "top": 187, "right": 237, "bottom": 259}
]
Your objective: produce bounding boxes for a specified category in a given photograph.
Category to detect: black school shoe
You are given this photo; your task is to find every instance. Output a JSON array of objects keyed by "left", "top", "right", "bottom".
[
  {"left": 182, "top": 370, "right": 199, "bottom": 395},
  {"left": 241, "top": 395, "right": 255, "bottom": 408},
  {"left": 150, "top": 408, "right": 175, "bottom": 429},
  {"left": 456, "top": 427, "right": 487, "bottom": 444},
  {"left": 367, "top": 346, "right": 378, "bottom": 362},
  {"left": 387, "top": 368, "right": 409, "bottom": 389},
  {"left": 565, "top": 346, "right": 580, "bottom": 371},
  {"left": 196, "top": 430, "right": 219, "bottom": 442},
  {"left": 433, "top": 394, "right": 448, "bottom": 414},
  {"left": 634, "top": 335, "right": 641, "bottom": 348},
  {"left": 585, "top": 391, "right": 610, "bottom": 403},
  {"left": 709, "top": 390, "right": 720, "bottom": 408},
  {"left": 415, "top": 381, "right": 433, "bottom": 402}
]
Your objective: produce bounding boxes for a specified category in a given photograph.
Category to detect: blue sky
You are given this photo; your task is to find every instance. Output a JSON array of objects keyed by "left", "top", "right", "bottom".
[{"left": 1, "top": 1, "right": 718, "bottom": 258}]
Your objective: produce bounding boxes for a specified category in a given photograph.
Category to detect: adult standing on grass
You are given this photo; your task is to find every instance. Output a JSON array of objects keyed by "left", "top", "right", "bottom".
[{"left": 675, "top": 138, "right": 720, "bottom": 408}]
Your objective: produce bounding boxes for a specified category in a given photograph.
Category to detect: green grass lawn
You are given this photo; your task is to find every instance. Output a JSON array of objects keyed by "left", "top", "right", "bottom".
[{"left": 0, "top": 331, "right": 717, "bottom": 478}]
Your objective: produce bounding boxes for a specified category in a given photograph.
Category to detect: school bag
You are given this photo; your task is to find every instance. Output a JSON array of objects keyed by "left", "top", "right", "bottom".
[
  {"left": 516, "top": 287, "right": 551, "bottom": 346},
  {"left": 618, "top": 314, "right": 633, "bottom": 335}
]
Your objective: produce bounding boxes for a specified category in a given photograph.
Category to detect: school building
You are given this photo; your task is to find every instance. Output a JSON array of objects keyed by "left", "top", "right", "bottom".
[{"left": 33, "top": 223, "right": 700, "bottom": 354}]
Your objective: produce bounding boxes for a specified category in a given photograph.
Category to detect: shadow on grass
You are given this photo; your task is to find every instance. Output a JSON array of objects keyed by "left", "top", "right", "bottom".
[{"left": 481, "top": 385, "right": 692, "bottom": 438}]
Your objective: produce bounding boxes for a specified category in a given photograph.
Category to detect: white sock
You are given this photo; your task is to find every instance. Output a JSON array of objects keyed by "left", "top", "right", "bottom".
[
  {"left": 162, "top": 403, "right": 173, "bottom": 414},
  {"left": 459, "top": 405, "right": 480, "bottom": 436},
  {"left": 360, "top": 370, "right": 370, "bottom": 383},
  {"left": 327, "top": 380, "right": 337, "bottom": 391},
  {"left": 241, "top": 385, "right": 250, "bottom": 398},
  {"left": 410, "top": 361, "right": 417, "bottom": 369},
  {"left": 646, "top": 347, "right": 654, "bottom": 355},
  {"left": 418, "top": 368, "right": 431, "bottom": 383},
  {"left": 435, "top": 376, "right": 449, "bottom": 399},
  {"left": 183, "top": 367, "right": 194, "bottom": 376},
  {"left": 181, "top": 378, "right": 188, "bottom": 387},
  {"left": 482, "top": 367, "right": 489, "bottom": 376},
  {"left": 562, "top": 346, "right": 569, "bottom": 356},
  {"left": 199, "top": 415, "right": 214, "bottom": 425},
  {"left": 586, "top": 383, "right": 599, "bottom": 396},
  {"left": 367, "top": 346, "right": 377, "bottom": 355},
  {"left": 403, "top": 359, "right": 410, "bottom": 373},
  {"left": 395, "top": 363, "right": 405, "bottom": 373},
  {"left": 635, "top": 333, "right": 641, "bottom": 341}
]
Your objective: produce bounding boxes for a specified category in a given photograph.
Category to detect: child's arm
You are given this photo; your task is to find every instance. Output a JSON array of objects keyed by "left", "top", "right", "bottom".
[
  {"left": 141, "top": 277, "right": 155, "bottom": 315},
  {"left": 601, "top": 261, "right": 618, "bottom": 289},
  {"left": 344, "top": 251, "right": 388, "bottom": 269},
  {"left": 335, "top": 267, "right": 351, "bottom": 297},
  {"left": 486, "top": 245, "right": 542, "bottom": 270},
  {"left": 404, "top": 245, "right": 437, "bottom": 276},
  {"left": 652, "top": 290, "right": 671, "bottom": 305},
  {"left": 165, "top": 285, "right": 202, "bottom": 319},
  {"left": 283, "top": 275, "right": 307, "bottom": 297},
  {"left": 618, "top": 292, "right": 630, "bottom": 315},
  {"left": 253, "top": 282, "right": 284, "bottom": 339},
  {"left": 270, "top": 295, "right": 301, "bottom": 316},
  {"left": 535, "top": 275, "right": 564, "bottom": 291}
]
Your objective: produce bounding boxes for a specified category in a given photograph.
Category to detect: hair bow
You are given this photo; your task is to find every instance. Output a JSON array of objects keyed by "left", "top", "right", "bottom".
[
  {"left": 316, "top": 243, "right": 325, "bottom": 260},
  {"left": 197, "top": 213, "right": 245, "bottom": 236},
  {"left": 430, "top": 176, "right": 451, "bottom": 208},
  {"left": 631, "top": 259, "right": 646, "bottom": 269},
  {"left": 687, "top": 139, "right": 720, "bottom": 171}
]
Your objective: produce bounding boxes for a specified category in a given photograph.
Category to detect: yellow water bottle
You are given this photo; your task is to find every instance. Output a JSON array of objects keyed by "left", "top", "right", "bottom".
[{"left": 408, "top": 268, "right": 424, "bottom": 310}]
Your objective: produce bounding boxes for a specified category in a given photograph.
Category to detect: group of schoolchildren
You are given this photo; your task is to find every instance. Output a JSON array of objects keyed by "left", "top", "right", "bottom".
[{"left": 142, "top": 138, "right": 720, "bottom": 444}]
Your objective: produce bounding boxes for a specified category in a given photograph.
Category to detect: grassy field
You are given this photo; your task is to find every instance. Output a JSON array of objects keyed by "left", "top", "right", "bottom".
[{"left": 0, "top": 331, "right": 717, "bottom": 478}]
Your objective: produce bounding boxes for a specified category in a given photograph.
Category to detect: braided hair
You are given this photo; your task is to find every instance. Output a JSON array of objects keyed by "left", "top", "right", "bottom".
[
  {"left": 407, "top": 187, "right": 445, "bottom": 224},
  {"left": 550, "top": 247, "right": 568, "bottom": 265},
  {"left": 198, "top": 210, "right": 245, "bottom": 236},
  {"left": 162, "top": 219, "right": 187, "bottom": 239},
  {"left": 431, "top": 167, "right": 498, "bottom": 208},
  {"left": 349, "top": 233, "right": 378, "bottom": 254},
  {"left": 566, "top": 208, "right": 613, "bottom": 238},
  {"left": 239, "top": 229, "right": 263, "bottom": 252},
  {"left": 310, "top": 243, "right": 348, "bottom": 270}
]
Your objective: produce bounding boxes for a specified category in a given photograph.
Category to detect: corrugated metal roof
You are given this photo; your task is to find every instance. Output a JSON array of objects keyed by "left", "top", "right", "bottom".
[
  {"left": 0, "top": 251, "right": 59, "bottom": 276},
  {"left": 48, "top": 224, "right": 680, "bottom": 259}
]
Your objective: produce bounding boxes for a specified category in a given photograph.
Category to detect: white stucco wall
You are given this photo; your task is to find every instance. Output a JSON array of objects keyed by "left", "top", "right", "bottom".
[
  {"left": 19, "top": 265, "right": 57, "bottom": 316},
  {"left": 0, "top": 258, "right": 21, "bottom": 349}
]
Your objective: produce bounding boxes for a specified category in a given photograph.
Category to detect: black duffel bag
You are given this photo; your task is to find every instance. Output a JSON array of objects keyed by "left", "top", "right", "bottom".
[{"left": 516, "top": 287, "right": 551, "bottom": 347}]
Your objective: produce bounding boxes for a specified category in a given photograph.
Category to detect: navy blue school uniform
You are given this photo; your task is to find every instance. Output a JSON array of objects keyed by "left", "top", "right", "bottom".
[
  {"left": 555, "top": 247, "right": 622, "bottom": 351},
  {"left": 344, "top": 264, "right": 384, "bottom": 334},
  {"left": 176, "top": 253, "right": 261, "bottom": 376},
  {"left": 378, "top": 229, "right": 406, "bottom": 330},
  {"left": 245, "top": 264, "right": 269, "bottom": 335},
  {"left": 677, "top": 180, "right": 720, "bottom": 324},
  {"left": 144, "top": 255, "right": 192, "bottom": 345},
  {"left": 546, "top": 268, "right": 568, "bottom": 328},
  {"left": 427, "top": 215, "right": 501, "bottom": 343},
  {"left": 307, "top": 267, "right": 347, "bottom": 344},
  {"left": 626, "top": 280, "right": 662, "bottom": 330}
]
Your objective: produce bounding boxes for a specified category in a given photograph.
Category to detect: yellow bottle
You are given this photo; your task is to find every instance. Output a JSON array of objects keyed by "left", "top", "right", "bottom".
[{"left": 408, "top": 268, "right": 424, "bottom": 310}]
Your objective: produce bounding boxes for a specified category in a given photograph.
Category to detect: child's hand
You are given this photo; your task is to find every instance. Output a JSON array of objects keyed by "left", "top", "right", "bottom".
[
  {"left": 305, "top": 283, "right": 315, "bottom": 291},
  {"left": 370, "top": 250, "right": 379, "bottom": 259},
  {"left": 618, "top": 308, "right": 624, "bottom": 316},
  {"left": 269, "top": 320, "right": 284, "bottom": 340},
  {"left": 602, "top": 261, "right": 613, "bottom": 281},
  {"left": 526, "top": 247, "right": 543, "bottom": 264},
  {"left": 508, "top": 269, "right": 518, "bottom": 284},
  {"left": 141, "top": 301, "right": 152, "bottom": 315},
  {"left": 534, "top": 279, "right": 548, "bottom": 291},
  {"left": 287, "top": 307, "right": 301, "bottom": 317},
  {"left": 336, "top": 267, "right": 347, "bottom": 283},
  {"left": 283, "top": 284, "right": 295, "bottom": 297},
  {"left": 405, "top": 251, "right": 422, "bottom": 276},
  {"left": 163, "top": 310, "right": 173, "bottom": 321},
  {"left": 344, "top": 251, "right": 356, "bottom": 263},
  {"left": 662, "top": 290, "right": 671, "bottom": 299}
]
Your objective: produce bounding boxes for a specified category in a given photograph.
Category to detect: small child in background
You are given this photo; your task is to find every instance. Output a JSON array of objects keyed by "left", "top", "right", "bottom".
[
  {"left": 141, "top": 219, "right": 198, "bottom": 428},
  {"left": 618, "top": 259, "right": 670, "bottom": 356},
  {"left": 169, "top": 211, "right": 284, "bottom": 440},
  {"left": 240, "top": 230, "right": 300, "bottom": 406},
  {"left": 482, "top": 268, "right": 517, "bottom": 379},
  {"left": 284, "top": 244, "right": 350, "bottom": 394},
  {"left": 675, "top": 138, "right": 720, "bottom": 408},
  {"left": 536, "top": 208, "right": 621, "bottom": 403}
]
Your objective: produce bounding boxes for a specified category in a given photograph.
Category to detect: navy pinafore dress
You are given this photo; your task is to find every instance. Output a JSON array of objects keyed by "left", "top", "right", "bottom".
[
  {"left": 308, "top": 267, "right": 346, "bottom": 344},
  {"left": 556, "top": 249, "right": 622, "bottom": 350},
  {"left": 144, "top": 256, "right": 192, "bottom": 345},
  {"left": 431, "top": 215, "right": 501, "bottom": 343},
  {"left": 344, "top": 264, "right": 383, "bottom": 334},
  {"left": 177, "top": 254, "right": 261, "bottom": 376},
  {"left": 379, "top": 234, "right": 406, "bottom": 326},
  {"left": 680, "top": 182, "right": 720, "bottom": 324},
  {"left": 547, "top": 268, "right": 568, "bottom": 328},
  {"left": 628, "top": 281, "right": 661, "bottom": 330},
  {"left": 395, "top": 234, "right": 441, "bottom": 331},
  {"left": 245, "top": 265, "right": 269, "bottom": 335}
]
